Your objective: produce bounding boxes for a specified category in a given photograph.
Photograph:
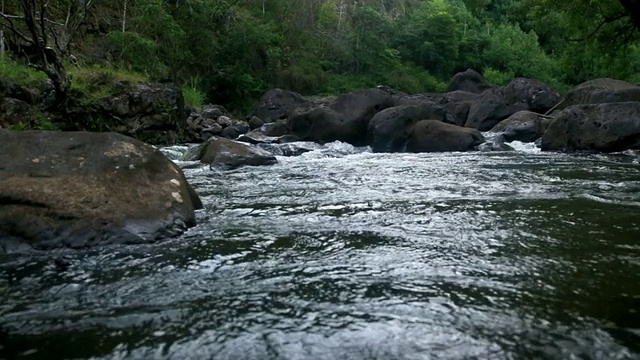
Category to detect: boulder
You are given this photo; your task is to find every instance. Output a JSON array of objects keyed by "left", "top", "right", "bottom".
[
  {"left": 248, "top": 116, "right": 263, "bottom": 130},
  {"left": 287, "top": 107, "right": 349, "bottom": 144},
  {"left": 367, "top": 105, "right": 439, "bottom": 152},
  {"left": 490, "top": 110, "right": 546, "bottom": 143},
  {"left": 201, "top": 104, "right": 227, "bottom": 119},
  {"left": 504, "top": 78, "right": 561, "bottom": 113},
  {"left": 198, "top": 137, "right": 277, "bottom": 169},
  {"left": 258, "top": 142, "right": 321, "bottom": 157},
  {"left": 477, "top": 135, "right": 515, "bottom": 151},
  {"left": 288, "top": 88, "right": 394, "bottom": 145},
  {"left": 201, "top": 123, "right": 223, "bottom": 140},
  {"left": 255, "top": 88, "right": 311, "bottom": 123},
  {"left": 446, "top": 69, "right": 493, "bottom": 94},
  {"left": 237, "top": 132, "right": 276, "bottom": 145},
  {"left": 0, "top": 130, "right": 202, "bottom": 252},
  {"left": 330, "top": 87, "right": 395, "bottom": 130},
  {"left": 65, "top": 82, "right": 187, "bottom": 144},
  {"left": 262, "top": 119, "right": 289, "bottom": 137},
  {"left": 464, "top": 88, "right": 528, "bottom": 131},
  {"left": 0, "top": 79, "right": 34, "bottom": 104},
  {"left": 391, "top": 95, "right": 458, "bottom": 124},
  {"left": 407, "top": 120, "right": 485, "bottom": 152},
  {"left": 541, "top": 102, "right": 640, "bottom": 152},
  {"left": 217, "top": 115, "right": 232, "bottom": 127},
  {"left": 559, "top": 78, "right": 640, "bottom": 109},
  {"left": 0, "top": 98, "right": 36, "bottom": 128},
  {"left": 438, "top": 91, "right": 480, "bottom": 126}
]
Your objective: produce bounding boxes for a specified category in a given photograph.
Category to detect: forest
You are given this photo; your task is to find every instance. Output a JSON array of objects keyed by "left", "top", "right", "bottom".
[{"left": 0, "top": 0, "right": 639, "bottom": 113}]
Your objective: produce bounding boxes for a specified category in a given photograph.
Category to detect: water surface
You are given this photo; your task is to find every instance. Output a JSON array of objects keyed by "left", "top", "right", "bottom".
[{"left": 1, "top": 142, "right": 640, "bottom": 359}]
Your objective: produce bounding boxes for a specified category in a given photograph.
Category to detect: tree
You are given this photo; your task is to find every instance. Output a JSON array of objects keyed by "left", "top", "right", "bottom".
[{"left": 0, "top": 0, "right": 75, "bottom": 108}]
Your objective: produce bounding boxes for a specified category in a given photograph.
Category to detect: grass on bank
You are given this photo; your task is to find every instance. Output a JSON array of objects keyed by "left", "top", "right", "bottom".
[
  {"left": 182, "top": 77, "right": 206, "bottom": 109},
  {"left": 0, "top": 56, "right": 49, "bottom": 86}
]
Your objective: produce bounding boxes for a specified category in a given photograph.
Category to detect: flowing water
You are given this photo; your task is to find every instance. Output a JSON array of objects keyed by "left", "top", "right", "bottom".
[{"left": 1, "top": 141, "right": 640, "bottom": 359}]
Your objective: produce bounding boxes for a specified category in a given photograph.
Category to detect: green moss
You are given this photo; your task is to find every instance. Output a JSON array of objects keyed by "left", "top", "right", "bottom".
[
  {"left": 0, "top": 57, "right": 48, "bottom": 86},
  {"left": 67, "top": 65, "right": 149, "bottom": 107}
]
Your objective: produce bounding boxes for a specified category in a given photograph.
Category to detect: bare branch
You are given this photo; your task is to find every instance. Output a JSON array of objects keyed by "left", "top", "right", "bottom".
[
  {"left": 0, "top": 12, "right": 33, "bottom": 43},
  {"left": 569, "top": 12, "right": 628, "bottom": 41}
]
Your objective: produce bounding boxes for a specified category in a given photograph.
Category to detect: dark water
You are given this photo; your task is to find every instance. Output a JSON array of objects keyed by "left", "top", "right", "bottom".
[{"left": 2, "top": 141, "right": 640, "bottom": 360}]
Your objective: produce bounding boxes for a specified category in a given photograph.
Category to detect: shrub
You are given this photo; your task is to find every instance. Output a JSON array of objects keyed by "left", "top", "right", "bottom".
[{"left": 182, "top": 77, "right": 206, "bottom": 109}]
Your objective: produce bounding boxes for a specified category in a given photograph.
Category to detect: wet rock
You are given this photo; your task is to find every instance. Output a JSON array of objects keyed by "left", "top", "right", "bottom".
[
  {"left": 258, "top": 142, "right": 321, "bottom": 156},
  {"left": 237, "top": 129, "right": 282, "bottom": 144},
  {"left": 198, "top": 137, "right": 277, "bottom": 169},
  {"left": 541, "top": 102, "right": 640, "bottom": 152},
  {"left": 477, "top": 134, "right": 515, "bottom": 151},
  {"left": 407, "top": 120, "right": 485, "bottom": 152},
  {"left": 490, "top": 110, "right": 546, "bottom": 143},
  {"left": 0, "top": 130, "right": 202, "bottom": 251}
]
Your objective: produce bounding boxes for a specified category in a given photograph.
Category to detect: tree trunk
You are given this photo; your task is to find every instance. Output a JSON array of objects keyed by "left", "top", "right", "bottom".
[{"left": 20, "top": 0, "right": 70, "bottom": 109}]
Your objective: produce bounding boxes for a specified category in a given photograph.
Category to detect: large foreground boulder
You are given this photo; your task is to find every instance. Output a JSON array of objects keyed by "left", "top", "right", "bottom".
[
  {"left": 541, "top": 102, "right": 640, "bottom": 152},
  {"left": 407, "top": 120, "right": 485, "bottom": 152},
  {"left": 558, "top": 78, "right": 640, "bottom": 109},
  {"left": 0, "top": 131, "right": 202, "bottom": 252}
]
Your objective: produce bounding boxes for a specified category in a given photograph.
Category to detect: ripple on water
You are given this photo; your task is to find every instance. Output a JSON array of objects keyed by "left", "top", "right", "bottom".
[{"left": 1, "top": 143, "right": 640, "bottom": 359}]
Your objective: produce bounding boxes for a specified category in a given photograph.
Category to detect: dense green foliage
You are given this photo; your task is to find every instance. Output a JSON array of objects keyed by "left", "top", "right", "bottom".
[{"left": 1, "top": 0, "right": 639, "bottom": 112}]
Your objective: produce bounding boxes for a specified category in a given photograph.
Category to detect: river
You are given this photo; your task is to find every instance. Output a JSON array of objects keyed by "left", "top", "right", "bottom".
[{"left": 1, "top": 141, "right": 640, "bottom": 359}]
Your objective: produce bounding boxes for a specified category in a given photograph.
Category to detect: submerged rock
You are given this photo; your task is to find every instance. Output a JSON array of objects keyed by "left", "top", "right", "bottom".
[{"left": 0, "top": 130, "right": 202, "bottom": 252}]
